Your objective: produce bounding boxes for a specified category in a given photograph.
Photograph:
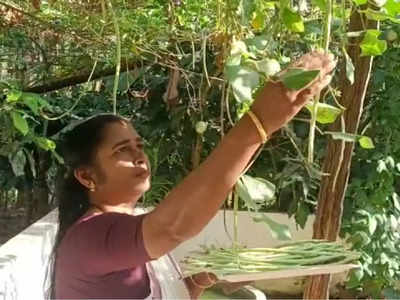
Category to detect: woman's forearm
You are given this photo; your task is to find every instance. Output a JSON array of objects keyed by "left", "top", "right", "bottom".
[{"left": 153, "top": 114, "right": 261, "bottom": 240}]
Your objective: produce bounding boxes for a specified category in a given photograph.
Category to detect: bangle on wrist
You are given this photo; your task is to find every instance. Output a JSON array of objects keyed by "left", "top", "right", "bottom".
[{"left": 247, "top": 110, "right": 268, "bottom": 143}]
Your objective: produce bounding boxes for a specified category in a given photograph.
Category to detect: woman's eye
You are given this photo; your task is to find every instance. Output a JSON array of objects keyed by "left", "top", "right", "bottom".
[{"left": 116, "top": 146, "right": 129, "bottom": 153}]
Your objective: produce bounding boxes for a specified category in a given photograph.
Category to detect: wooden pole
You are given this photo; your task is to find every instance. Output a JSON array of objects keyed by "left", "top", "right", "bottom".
[{"left": 303, "top": 10, "right": 378, "bottom": 299}]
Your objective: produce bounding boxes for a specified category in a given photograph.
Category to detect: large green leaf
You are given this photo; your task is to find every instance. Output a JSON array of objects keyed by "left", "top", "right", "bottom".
[
  {"left": 9, "top": 150, "right": 26, "bottom": 177},
  {"left": 384, "top": 0, "right": 400, "bottom": 17},
  {"left": 6, "top": 90, "right": 22, "bottom": 102},
  {"left": 360, "top": 30, "right": 387, "bottom": 57},
  {"left": 281, "top": 7, "right": 304, "bottom": 32},
  {"left": 236, "top": 175, "right": 276, "bottom": 211},
  {"left": 228, "top": 66, "right": 260, "bottom": 103},
  {"left": 281, "top": 68, "right": 320, "bottom": 91},
  {"left": 253, "top": 213, "right": 292, "bottom": 240},
  {"left": 305, "top": 102, "right": 342, "bottom": 124},
  {"left": 11, "top": 111, "right": 29, "bottom": 136},
  {"left": 21, "top": 93, "right": 51, "bottom": 115}
]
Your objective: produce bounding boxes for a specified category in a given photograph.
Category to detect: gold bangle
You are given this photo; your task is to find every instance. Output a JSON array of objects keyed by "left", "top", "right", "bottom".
[{"left": 247, "top": 110, "right": 268, "bottom": 143}]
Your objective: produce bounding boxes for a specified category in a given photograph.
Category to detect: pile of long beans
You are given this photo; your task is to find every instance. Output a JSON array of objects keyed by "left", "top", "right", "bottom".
[{"left": 182, "top": 240, "right": 360, "bottom": 277}]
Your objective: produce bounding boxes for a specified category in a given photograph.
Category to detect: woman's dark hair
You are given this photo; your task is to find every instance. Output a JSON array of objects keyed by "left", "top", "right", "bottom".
[{"left": 44, "top": 114, "right": 128, "bottom": 300}]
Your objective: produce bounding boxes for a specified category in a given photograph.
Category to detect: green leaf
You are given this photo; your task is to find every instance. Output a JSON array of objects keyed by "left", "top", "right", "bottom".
[
  {"left": 384, "top": 0, "right": 400, "bottom": 17},
  {"left": 343, "top": 49, "right": 355, "bottom": 85},
  {"left": 228, "top": 66, "right": 260, "bottom": 102},
  {"left": 368, "top": 216, "right": 377, "bottom": 235},
  {"left": 251, "top": 10, "right": 266, "bottom": 30},
  {"left": 295, "top": 202, "right": 310, "bottom": 229},
  {"left": 346, "top": 268, "right": 364, "bottom": 289},
  {"left": 352, "top": 0, "right": 367, "bottom": 5},
  {"left": 118, "top": 72, "right": 137, "bottom": 94},
  {"left": 35, "top": 137, "right": 56, "bottom": 151},
  {"left": 255, "top": 59, "right": 281, "bottom": 76},
  {"left": 253, "top": 213, "right": 292, "bottom": 240},
  {"left": 281, "top": 68, "right": 320, "bottom": 91},
  {"left": 359, "top": 136, "right": 375, "bottom": 149},
  {"left": 372, "top": 0, "right": 388, "bottom": 7},
  {"left": 393, "top": 193, "right": 400, "bottom": 212},
  {"left": 11, "top": 111, "right": 29, "bottom": 136},
  {"left": 226, "top": 55, "right": 242, "bottom": 68},
  {"left": 281, "top": 7, "right": 304, "bottom": 33},
  {"left": 246, "top": 35, "right": 270, "bottom": 51},
  {"left": 21, "top": 93, "right": 51, "bottom": 115},
  {"left": 236, "top": 175, "right": 276, "bottom": 211},
  {"left": 8, "top": 150, "right": 26, "bottom": 177},
  {"left": 360, "top": 30, "right": 387, "bottom": 57},
  {"left": 352, "top": 231, "right": 371, "bottom": 246},
  {"left": 6, "top": 90, "right": 22, "bottom": 102},
  {"left": 377, "top": 159, "right": 387, "bottom": 173},
  {"left": 362, "top": 8, "right": 400, "bottom": 22},
  {"left": 311, "top": 0, "right": 327, "bottom": 11},
  {"left": 390, "top": 215, "right": 398, "bottom": 230},
  {"left": 231, "top": 40, "right": 249, "bottom": 56},
  {"left": 305, "top": 102, "right": 342, "bottom": 124}
]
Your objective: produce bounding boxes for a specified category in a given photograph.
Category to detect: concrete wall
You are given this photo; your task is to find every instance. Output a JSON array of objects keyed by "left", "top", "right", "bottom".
[{"left": 0, "top": 209, "right": 57, "bottom": 300}]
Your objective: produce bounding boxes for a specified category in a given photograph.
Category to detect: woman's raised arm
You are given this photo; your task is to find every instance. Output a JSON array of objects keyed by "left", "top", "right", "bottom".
[{"left": 142, "top": 51, "right": 336, "bottom": 259}]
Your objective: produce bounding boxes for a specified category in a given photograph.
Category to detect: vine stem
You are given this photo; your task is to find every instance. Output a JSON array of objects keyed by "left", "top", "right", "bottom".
[
  {"left": 308, "top": 0, "right": 332, "bottom": 164},
  {"left": 107, "top": 0, "right": 121, "bottom": 115}
]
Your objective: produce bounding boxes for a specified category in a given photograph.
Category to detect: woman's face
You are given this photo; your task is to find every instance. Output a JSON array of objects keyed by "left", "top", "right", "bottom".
[{"left": 91, "top": 121, "right": 151, "bottom": 204}]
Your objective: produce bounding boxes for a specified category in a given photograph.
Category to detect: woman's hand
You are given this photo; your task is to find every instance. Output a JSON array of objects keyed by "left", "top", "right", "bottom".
[
  {"left": 251, "top": 51, "right": 336, "bottom": 136},
  {"left": 184, "top": 272, "right": 254, "bottom": 299},
  {"left": 184, "top": 272, "right": 218, "bottom": 299}
]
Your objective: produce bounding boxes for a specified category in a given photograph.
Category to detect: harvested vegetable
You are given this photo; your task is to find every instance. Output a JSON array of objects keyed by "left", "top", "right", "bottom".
[{"left": 182, "top": 240, "right": 360, "bottom": 278}]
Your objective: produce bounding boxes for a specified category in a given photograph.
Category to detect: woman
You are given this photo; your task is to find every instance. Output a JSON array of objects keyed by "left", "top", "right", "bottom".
[{"left": 48, "top": 51, "right": 335, "bottom": 299}]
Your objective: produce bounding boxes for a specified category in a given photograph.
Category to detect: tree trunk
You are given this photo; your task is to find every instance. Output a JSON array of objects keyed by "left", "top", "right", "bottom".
[
  {"left": 23, "top": 59, "right": 137, "bottom": 93},
  {"left": 31, "top": 150, "right": 52, "bottom": 221},
  {"left": 18, "top": 184, "right": 34, "bottom": 226},
  {"left": 303, "top": 11, "right": 377, "bottom": 299},
  {"left": 3, "top": 191, "right": 9, "bottom": 212}
]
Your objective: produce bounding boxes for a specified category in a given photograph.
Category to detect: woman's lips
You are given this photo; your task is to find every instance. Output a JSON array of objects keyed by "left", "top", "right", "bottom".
[{"left": 133, "top": 167, "right": 150, "bottom": 178}]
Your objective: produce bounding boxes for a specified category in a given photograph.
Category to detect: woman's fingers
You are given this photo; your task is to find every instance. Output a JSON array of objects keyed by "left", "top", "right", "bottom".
[{"left": 294, "top": 74, "right": 333, "bottom": 106}]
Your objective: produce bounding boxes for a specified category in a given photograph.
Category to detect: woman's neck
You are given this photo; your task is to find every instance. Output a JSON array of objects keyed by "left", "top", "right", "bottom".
[{"left": 88, "top": 202, "right": 136, "bottom": 215}]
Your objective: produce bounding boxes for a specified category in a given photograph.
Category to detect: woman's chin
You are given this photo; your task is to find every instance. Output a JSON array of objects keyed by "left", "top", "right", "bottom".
[{"left": 132, "top": 177, "right": 151, "bottom": 194}]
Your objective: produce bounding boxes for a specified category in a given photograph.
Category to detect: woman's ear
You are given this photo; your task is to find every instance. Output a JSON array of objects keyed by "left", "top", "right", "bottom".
[{"left": 74, "top": 167, "right": 95, "bottom": 190}]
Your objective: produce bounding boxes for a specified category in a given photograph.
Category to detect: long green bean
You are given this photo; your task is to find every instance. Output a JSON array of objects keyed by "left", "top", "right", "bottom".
[{"left": 182, "top": 240, "right": 360, "bottom": 277}]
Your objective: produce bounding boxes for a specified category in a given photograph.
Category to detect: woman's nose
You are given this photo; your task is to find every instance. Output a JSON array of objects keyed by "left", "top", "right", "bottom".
[{"left": 135, "top": 158, "right": 145, "bottom": 165}]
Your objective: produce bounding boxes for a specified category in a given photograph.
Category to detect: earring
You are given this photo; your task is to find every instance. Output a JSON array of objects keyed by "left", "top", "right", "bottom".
[{"left": 89, "top": 184, "right": 96, "bottom": 192}]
